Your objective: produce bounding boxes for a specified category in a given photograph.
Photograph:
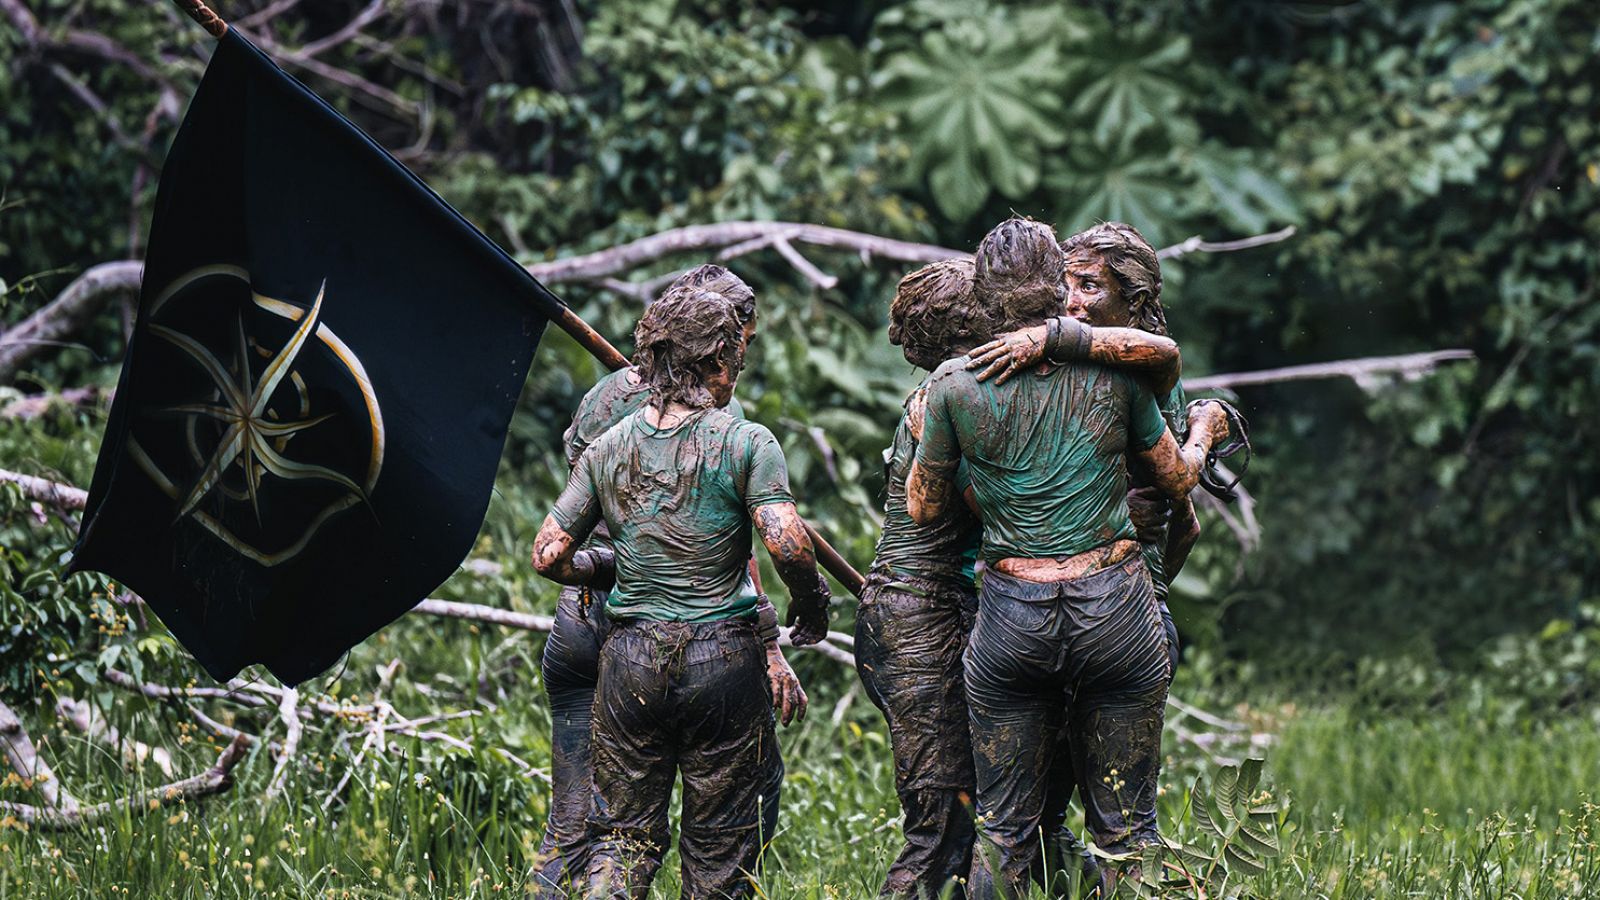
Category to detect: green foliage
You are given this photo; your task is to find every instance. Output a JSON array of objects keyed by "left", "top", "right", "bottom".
[{"left": 1124, "top": 758, "right": 1286, "bottom": 898}]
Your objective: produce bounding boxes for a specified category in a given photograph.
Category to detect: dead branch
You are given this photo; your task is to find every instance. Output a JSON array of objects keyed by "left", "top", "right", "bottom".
[
  {"left": 772, "top": 237, "right": 839, "bottom": 290},
  {"left": 0, "top": 734, "right": 249, "bottom": 831},
  {"left": 1182, "top": 349, "right": 1475, "bottom": 393},
  {"left": 0, "top": 260, "right": 142, "bottom": 384},
  {"left": 264, "top": 687, "right": 301, "bottom": 801},
  {"left": 1, "top": 699, "right": 79, "bottom": 815},
  {"left": 527, "top": 221, "right": 1294, "bottom": 299},
  {"left": 286, "top": 0, "right": 386, "bottom": 60},
  {"left": 1, "top": 387, "right": 106, "bottom": 420},
  {"left": 102, "top": 667, "right": 272, "bottom": 709},
  {"left": 526, "top": 221, "right": 961, "bottom": 287},
  {"left": 0, "top": 468, "right": 88, "bottom": 512},
  {"left": 411, "top": 598, "right": 554, "bottom": 632},
  {"left": 55, "top": 697, "right": 176, "bottom": 777},
  {"left": 1156, "top": 226, "right": 1296, "bottom": 260}
]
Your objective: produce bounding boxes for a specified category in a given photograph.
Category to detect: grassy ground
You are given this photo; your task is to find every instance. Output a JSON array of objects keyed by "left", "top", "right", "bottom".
[{"left": 4, "top": 630, "right": 1599, "bottom": 899}]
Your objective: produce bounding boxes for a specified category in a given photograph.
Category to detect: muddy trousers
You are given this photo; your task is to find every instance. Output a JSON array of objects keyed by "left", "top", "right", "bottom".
[
  {"left": 533, "top": 585, "right": 611, "bottom": 895},
  {"left": 585, "top": 619, "right": 783, "bottom": 900},
  {"left": 964, "top": 561, "right": 1171, "bottom": 900},
  {"left": 855, "top": 576, "right": 979, "bottom": 899}
]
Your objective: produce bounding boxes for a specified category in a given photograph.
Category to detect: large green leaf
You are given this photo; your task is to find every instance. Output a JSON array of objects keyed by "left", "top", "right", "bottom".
[{"left": 874, "top": 5, "right": 1069, "bottom": 219}]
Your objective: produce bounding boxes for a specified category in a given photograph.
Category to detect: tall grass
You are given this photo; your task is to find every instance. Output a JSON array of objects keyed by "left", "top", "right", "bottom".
[{"left": 5, "top": 661, "right": 1600, "bottom": 898}]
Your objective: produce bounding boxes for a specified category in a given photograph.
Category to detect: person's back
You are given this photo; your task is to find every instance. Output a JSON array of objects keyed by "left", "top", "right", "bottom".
[
  {"left": 918, "top": 355, "right": 1163, "bottom": 566},
  {"left": 556, "top": 406, "right": 785, "bottom": 621}
]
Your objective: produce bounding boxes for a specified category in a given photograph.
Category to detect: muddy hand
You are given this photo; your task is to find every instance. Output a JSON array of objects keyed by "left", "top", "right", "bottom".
[
  {"left": 1126, "top": 486, "right": 1171, "bottom": 545},
  {"left": 966, "top": 323, "right": 1048, "bottom": 385},
  {"left": 906, "top": 386, "right": 928, "bottom": 441},
  {"left": 765, "top": 645, "right": 808, "bottom": 726}
]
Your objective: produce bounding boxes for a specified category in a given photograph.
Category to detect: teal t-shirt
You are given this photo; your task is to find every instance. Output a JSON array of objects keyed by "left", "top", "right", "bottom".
[
  {"left": 915, "top": 358, "right": 1168, "bottom": 563},
  {"left": 550, "top": 407, "right": 792, "bottom": 622},
  {"left": 869, "top": 383, "right": 980, "bottom": 588}
]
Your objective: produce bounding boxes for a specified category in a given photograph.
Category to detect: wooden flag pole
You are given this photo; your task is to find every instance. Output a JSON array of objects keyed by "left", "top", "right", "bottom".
[
  {"left": 165, "top": 0, "right": 864, "bottom": 598},
  {"left": 174, "top": 0, "right": 227, "bottom": 37}
]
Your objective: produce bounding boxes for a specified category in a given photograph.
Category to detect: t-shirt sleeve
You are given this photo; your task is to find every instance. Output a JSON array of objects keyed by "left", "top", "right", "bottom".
[
  {"left": 740, "top": 423, "right": 795, "bottom": 510},
  {"left": 549, "top": 448, "right": 603, "bottom": 538},
  {"left": 914, "top": 372, "right": 962, "bottom": 477},
  {"left": 726, "top": 395, "right": 746, "bottom": 420},
  {"left": 1129, "top": 384, "right": 1169, "bottom": 452}
]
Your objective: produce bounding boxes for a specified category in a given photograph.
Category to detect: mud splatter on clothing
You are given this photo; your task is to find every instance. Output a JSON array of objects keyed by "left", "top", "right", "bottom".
[
  {"left": 551, "top": 408, "right": 790, "bottom": 622},
  {"left": 871, "top": 390, "right": 981, "bottom": 586},
  {"left": 916, "top": 358, "right": 1166, "bottom": 563},
  {"left": 586, "top": 619, "right": 782, "bottom": 899}
]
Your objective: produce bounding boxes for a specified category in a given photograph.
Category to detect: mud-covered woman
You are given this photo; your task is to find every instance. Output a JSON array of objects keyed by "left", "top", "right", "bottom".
[
  {"left": 531, "top": 265, "right": 806, "bottom": 895},
  {"left": 855, "top": 257, "right": 993, "bottom": 899},
  {"left": 965, "top": 222, "right": 1205, "bottom": 681},
  {"left": 532, "top": 289, "right": 831, "bottom": 899},
  {"left": 905, "top": 217, "right": 1238, "bottom": 898}
]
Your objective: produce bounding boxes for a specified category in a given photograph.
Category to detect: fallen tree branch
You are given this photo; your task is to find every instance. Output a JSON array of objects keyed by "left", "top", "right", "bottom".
[
  {"left": 0, "top": 734, "right": 249, "bottom": 830},
  {"left": 56, "top": 697, "right": 176, "bottom": 778},
  {"left": 264, "top": 687, "right": 301, "bottom": 801},
  {"left": 412, "top": 598, "right": 554, "bottom": 632},
  {"left": 1, "top": 386, "right": 107, "bottom": 419},
  {"left": 0, "top": 468, "right": 88, "bottom": 512},
  {"left": 0, "top": 259, "right": 142, "bottom": 384},
  {"left": 1182, "top": 349, "right": 1475, "bottom": 393},
  {"left": 1, "top": 699, "right": 79, "bottom": 815},
  {"left": 527, "top": 221, "right": 1295, "bottom": 298},
  {"left": 1156, "top": 226, "right": 1296, "bottom": 260}
]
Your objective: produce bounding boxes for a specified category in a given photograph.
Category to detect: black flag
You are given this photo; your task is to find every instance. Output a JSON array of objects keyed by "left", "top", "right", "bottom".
[{"left": 72, "top": 30, "right": 559, "bottom": 684}]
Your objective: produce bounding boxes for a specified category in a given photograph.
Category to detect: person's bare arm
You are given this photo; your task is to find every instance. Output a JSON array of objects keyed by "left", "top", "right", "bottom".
[
  {"left": 1163, "top": 495, "right": 1201, "bottom": 580},
  {"left": 1136, "top": 401, "right": 1232, "bottom": 499},
  {"left": 966, "top": 317, "right": 1181, "bottom": 393},
  {"left": 906, "top": 460, "right": 956, "bottom": 525},
  {"left": 752, "top": 502, "right": 831, "bottom": 646},
  {"left": 531, "top": 516, "right": 613, "bottom": 588},
  {"left": 749, "top": 559, "right": 807, "bottom": 725}
]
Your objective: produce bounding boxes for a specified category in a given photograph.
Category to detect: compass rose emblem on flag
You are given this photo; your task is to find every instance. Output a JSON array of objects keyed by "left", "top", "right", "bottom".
[{"left": 129, "top": 267, "right": 385, "bottom": 566}]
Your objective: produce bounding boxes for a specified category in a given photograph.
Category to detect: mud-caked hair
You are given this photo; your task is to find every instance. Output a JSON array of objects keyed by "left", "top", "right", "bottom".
[
  {"left": 888, "top": 258, "right": 998, "bottom": 370},
  {"left": 634, "top": 288, "right": 746, "bottom": 411},
  {"left": 974, "top": 216, "right": 1066, "bottom": 331},
  {"left": 667, "top": 264, "right": 757, "bottom": 326},
  {"left": 1060, "top": 221, "right": 1167, "bottom": 336}
]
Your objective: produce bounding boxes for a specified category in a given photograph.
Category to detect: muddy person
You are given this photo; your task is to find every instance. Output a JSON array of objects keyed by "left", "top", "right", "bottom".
[
  {"left": 856, "top": 257, "right": 992, "bottom": 899},
  {"left": 966, "top": 221, "right": 1194, "bottom": 681},
  {"left": 905, "top": 217, "right": 1238, "bottom": 898},
  {"left": 531, "top": 265, "right": 806, "bottom": 896},
  {"left": 532, "top": 289, "right": 831, "bottom": 899}
]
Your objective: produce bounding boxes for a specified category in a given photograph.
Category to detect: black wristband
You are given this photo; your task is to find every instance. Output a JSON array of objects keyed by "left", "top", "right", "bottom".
[
  {"left": 1045, "top": 315, "right": 1091, "bottom": 363},
  {"left": 753, "top": 595, "right": 780, "bottom": 643}
]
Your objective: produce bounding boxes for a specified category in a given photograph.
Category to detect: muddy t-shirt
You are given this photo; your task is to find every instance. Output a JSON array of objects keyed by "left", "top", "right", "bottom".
[
  {"left": 563, "top": 367, "right": 743, "bottom": 468},
  {"left": 551, "top": 407, "right": 792, "bottom": 622},
  {"left": 1138, "top": 383, "right": 1187, "bottom": 595},
  {"left": 869, "top": 384, "right": 981, "bottom": 588},
  {"left": 915, "top": 357, "right": 1167, "bottom": 564}
]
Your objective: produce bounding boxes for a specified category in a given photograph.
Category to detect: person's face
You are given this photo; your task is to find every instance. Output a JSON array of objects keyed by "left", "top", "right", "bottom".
[
  {"left": 740, "top": 312, "right": 759, "bottom": 350},
  {"left": 1064, "top": 251, "right": 1130, "bottom": 327},
  {"left": 705, "top": 355, "right": 740, "bottom": 408}
]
